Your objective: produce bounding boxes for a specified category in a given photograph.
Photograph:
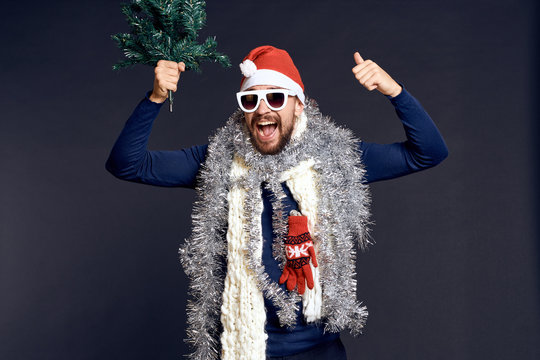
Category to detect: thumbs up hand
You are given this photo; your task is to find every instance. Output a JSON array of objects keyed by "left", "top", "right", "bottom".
[{"left": 352, "top": 52, "right": 402, "bottom": 98}]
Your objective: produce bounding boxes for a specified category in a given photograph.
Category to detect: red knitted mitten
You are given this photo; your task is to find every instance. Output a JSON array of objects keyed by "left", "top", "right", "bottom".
[{"left": 279, "top": 215, "right": 318, "bottom": 295}]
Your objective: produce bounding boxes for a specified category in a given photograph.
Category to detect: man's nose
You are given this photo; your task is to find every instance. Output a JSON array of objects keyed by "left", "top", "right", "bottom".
[{"left": 256, "top": 98, "right": 270, "bottom": 114}]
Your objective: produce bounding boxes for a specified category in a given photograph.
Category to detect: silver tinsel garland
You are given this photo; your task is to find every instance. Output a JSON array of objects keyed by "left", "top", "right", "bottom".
[{"left": 179, "top": 98, "right": 372, "bottom": 359}]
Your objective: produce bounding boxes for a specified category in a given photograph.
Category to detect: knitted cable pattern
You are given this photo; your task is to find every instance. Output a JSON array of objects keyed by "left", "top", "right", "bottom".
[
  {"left": 220, "top": 156, "right": 266, "bottom": 360},
  {"left": 179, "top": 98, "right": 372, "bottom": 359}
]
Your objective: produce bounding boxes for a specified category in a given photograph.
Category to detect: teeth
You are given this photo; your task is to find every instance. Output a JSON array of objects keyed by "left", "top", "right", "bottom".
[{"left": 258, "top": 121, "right": 276, "bottom": 126}]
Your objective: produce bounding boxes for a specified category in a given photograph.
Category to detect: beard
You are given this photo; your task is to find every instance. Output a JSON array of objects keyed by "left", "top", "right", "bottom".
[{"left": 247, "top": 113, "right": 295, "bottom": 155}]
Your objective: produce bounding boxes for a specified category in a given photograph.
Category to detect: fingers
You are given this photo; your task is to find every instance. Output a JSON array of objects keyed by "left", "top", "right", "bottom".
[
  {"left": 352, "top": 58, "right": 381, "bottom": 91},
  {"left": 352, "top": 52, "right": 376, "bottom": 81},
  {"left": 295, "top": 268, "right": 306, "bottom": 295},
  {"left": 282, "top": 264, "right": 318, "bottom": 294},
  {"left": 363, "top": 75, "right": 379, "bottom": 91},
  {"left": 157, "top": 80, "right": 178, "bottom": 93},
  {"left": 155, "top": 65, "right": 180, "bottom": 90},
  {"left": 157, "top": 59, "right": 181, "bottom": 69},
  {"left": 151, "top": 60, "right": 185, "bottom": 102},
  {"left": 352, "top": 61, "right": 378, "bottom": 88},
  {"left": 352, "top": 60, "right": 377, "bottom": 78},
  {"left": 358, "top": 69, "right": 379, "bottom": 89},
  {"left": 302, "top": 264, "right": 314, "bottom": 290},
  {"left": 279, "top": 267, "right": 290, "bottom": 284},
  {"left": 156, "top": 60, "right": 185, "bottom": 71},
  {"left": 352, "top": 54, "right": 398, "bottom": 94}
]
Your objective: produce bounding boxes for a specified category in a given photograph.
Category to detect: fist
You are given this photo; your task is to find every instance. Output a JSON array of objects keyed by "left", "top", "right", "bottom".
[
  {"left": 352, "top": 52, "right": 401, "bottom": 98},
  {"left": 149, "top": 60, "right": 186, "bottom": 103}
]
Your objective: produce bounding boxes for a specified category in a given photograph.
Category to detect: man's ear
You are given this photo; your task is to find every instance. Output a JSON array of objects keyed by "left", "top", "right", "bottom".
[{"left": 294, "top": 98, "right": 304, "bottom": 117}]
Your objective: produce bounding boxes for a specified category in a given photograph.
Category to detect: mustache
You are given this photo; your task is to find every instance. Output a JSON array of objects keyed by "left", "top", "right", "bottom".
[{"left": 250, "top": 114, "right": 280, "bottom": 128}]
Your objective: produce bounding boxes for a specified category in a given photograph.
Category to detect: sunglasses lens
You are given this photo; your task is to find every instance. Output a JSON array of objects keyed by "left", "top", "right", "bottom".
[
  {"left": 266, "top": 92, "right": 285, "bottom": 109},
  {"left": 241, "top": 94, "right": 258, "bottom": 110}
]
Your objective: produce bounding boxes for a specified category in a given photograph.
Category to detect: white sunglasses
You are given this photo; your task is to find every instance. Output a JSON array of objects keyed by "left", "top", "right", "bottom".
[{"left": 236, "top": 89, "right": 295, "bottom": 113}]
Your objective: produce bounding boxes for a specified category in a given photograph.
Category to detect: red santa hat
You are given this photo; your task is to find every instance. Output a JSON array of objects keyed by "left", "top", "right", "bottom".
[{"left": 239, "top": 45, "right": 305, "bottom": 105}]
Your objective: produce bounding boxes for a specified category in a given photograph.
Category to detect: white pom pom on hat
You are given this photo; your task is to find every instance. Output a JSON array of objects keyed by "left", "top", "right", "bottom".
[
  {"left": 239, "top": 59, "right": 257, "bottom": 78},
  {"left": 239, "top": 45, "right": 305, "bottom": 105}
]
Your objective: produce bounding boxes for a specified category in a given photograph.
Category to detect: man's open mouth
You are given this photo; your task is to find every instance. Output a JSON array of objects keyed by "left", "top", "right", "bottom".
[{"left": 257, "top": 120, "right": 278, "bottom": 139}]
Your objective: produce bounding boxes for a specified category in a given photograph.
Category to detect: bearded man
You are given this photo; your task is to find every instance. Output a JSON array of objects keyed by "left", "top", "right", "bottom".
[{"left": 106, "top": 45, "right": 448, "bottom": 360}]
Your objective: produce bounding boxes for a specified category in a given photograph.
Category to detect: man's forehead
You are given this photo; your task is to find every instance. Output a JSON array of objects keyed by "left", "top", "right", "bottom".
[{"left": 245, "top": 85, "right": 286, "bottom": 91}]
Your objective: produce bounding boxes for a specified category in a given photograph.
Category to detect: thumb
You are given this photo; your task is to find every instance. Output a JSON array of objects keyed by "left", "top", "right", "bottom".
[
  {"left": 296, "top": 269, "right": 306, "bottom": 295},
  {"left": 354, "top": 51, "right": 364, "bottom": 65},
  {"left": 178, "top": 62, "right": 186, "bottom": 72}
]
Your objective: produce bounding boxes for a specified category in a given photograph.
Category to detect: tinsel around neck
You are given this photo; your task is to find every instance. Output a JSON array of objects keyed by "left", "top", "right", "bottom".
[
  {"left": 179, "top": 98, "right": 373, "bottom": 359},
  {"left": 214, "top": 99, "right": 356, "bottom": 179}
]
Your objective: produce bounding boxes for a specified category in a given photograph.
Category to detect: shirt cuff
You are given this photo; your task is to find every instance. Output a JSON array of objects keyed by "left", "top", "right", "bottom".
[
  {"left": 385, "top": 82, "right": 412, "bottom": 106},
  {"left": 144, "top": 89, "right": 166, "bottom": 107}
]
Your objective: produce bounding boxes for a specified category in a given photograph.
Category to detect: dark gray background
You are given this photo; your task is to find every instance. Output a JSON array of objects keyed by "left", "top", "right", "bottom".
[{"left": 1, "top": 0, "right": 538, "bottom": 359}]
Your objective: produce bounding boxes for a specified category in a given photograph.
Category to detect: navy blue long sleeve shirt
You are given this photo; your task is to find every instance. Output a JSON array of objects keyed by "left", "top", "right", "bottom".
[{"left": 105, "top": 85, "right": 448, "bottom": 356}]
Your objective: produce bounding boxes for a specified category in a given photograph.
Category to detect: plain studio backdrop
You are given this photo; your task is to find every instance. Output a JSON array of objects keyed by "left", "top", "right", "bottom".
[{"left": 1, "top": 0, "right": 539, "bottom": 359}]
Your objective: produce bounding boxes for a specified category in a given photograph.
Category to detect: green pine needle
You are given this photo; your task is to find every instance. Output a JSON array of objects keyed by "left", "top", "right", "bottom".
[{"left": 112, "top": 0, "right": 231, "bottom": 72}]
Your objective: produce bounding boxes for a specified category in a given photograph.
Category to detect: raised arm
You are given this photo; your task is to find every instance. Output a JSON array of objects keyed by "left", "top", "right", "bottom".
[
  {"left": 105, "top": 60, "right": 208, "bottom": 188},
  {"left": 351, "top": 52, "right": 448, "bottom": 183}
]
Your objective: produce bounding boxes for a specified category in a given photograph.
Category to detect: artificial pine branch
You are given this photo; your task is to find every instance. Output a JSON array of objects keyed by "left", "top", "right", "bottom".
[{"left": 112, "top": 0, "right": 231, "bottom": 111}]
